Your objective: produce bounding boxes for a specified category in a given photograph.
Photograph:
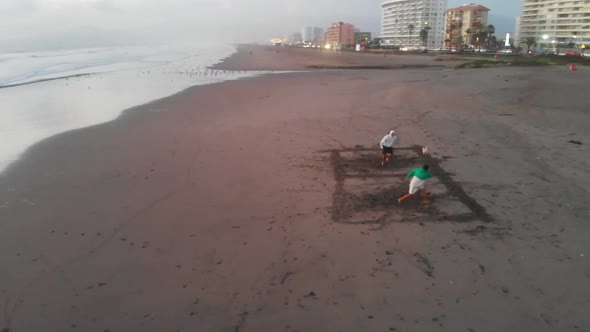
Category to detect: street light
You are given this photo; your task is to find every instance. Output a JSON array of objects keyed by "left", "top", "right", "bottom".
[{"left": 541, "top": 34, "right": 549, "bottom": 49}]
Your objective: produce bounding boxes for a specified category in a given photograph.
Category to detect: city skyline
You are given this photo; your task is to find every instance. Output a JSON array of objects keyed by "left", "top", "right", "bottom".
[
  {"left": 0, "top": 0, "right": 522, "bottom": 50},
  {"left": 374, "top": 0, "right": 520, "bottom": 36},
  {"left": 295, "top": 1, "right": 520, "bottom": 43}
]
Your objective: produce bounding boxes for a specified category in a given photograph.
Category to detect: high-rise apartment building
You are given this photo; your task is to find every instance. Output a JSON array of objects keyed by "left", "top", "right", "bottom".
[
  {"left": 326, "top": 22, "right": 355, "bottom": 46},
  {"left": 514, "top": 16, "right": 522, "bottom": 47},
  {"left": 288, "top": 32, "right": 302, "bottom": 45},
  {"left": 519, "top": 0, "right": 590, "bottom": 44},
  {"left": 302, "top": 27, "right": 325, "bottom": 43},
  {"left": 302, "top": 27, "right": 313, "bottom": 43},
  {"left": 444, "top": 3, "right": 490, "bottom": 48},
  {"left": 312, "top": 27, "right": 325, "bottom": 42},
  {"left": 381, "top": 0, "right": 447, "bottom": 48}
]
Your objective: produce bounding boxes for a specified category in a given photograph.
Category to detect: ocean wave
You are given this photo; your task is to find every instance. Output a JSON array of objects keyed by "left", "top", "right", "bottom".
[
  {"left": 0, "top": 43, "right": 251, "bottom": 174},
  {"left": 0, "top": 46, "right": 191, "bottom": 87}
]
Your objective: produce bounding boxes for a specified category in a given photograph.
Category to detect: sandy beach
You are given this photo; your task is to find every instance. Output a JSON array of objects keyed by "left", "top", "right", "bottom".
[{"left": 1, "top": 45, "right": 589, "bottom": 332}]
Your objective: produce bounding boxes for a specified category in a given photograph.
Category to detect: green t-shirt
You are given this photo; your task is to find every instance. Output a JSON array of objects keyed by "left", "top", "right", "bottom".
[{"left": 406, "top": 167, "right": 433, "bottom": 180}]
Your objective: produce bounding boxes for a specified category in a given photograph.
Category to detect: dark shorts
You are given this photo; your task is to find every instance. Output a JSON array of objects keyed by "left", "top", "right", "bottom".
[{"left": 382, "top": 146, "right": 394, "bottom": 155}]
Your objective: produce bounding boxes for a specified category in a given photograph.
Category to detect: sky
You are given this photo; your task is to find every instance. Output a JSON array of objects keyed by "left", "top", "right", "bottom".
[{"left": 0, "top": 0, "right": 521, "bottom": 51}]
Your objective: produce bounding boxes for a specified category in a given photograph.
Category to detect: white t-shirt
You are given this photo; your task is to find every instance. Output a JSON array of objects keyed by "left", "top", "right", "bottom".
[{"left": 380, "top": 131, "right": 398, "bottom": 149}]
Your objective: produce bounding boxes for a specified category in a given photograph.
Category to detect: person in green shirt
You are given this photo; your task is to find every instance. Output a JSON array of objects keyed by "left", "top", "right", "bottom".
[{"left": 398, "top": 165, "right": 433, "bottom": 204}]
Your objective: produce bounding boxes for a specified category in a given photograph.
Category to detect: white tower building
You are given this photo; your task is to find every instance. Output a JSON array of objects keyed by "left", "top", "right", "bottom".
[
  {"left": 381, "top": 0, "right": 448, "bottom": 48},
  {"left": 520, "top": 0, "right": 590, "bottom": 45}
]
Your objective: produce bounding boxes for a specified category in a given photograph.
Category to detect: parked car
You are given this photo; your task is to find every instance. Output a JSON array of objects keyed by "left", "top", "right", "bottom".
[
  {"left": 530, "top": 49, "right": 555, "bottom": 55},
  {"left": 437, "top": 49, "right": 454, "bottom": 54},
  {"left": 565, "top": 51, "right": 581, "bottom": 56}
]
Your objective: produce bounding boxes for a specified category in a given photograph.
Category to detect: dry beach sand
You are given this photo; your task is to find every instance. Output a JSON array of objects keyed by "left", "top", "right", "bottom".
[{"left": 0, "top": 45, "right": 589, "bottom": 331}]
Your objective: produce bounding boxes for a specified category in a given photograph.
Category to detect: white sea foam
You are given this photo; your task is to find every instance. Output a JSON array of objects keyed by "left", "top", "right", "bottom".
[{"left": 0, "top": 44, "right": 259, "bottom": 173}]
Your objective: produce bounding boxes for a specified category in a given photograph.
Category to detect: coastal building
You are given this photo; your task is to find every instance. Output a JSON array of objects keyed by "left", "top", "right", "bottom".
[
  {"left": 271, "top": 38, "right": 288, "bottom": 46},
  {"left": 519, "top": 0, "right": 590, "bottom": 46},
  {"left": 354, "top": 32, "right": 372, "bottom": 44},
  {"left": 381, "top": 0, "right": 447, "bottom": 48},
  {"left": 288, "top": 32, "right": 302, "bottom": 45},
  {"left": 326, "top": 22, "right": 355, "bottom": 46},
  {"left": 302, "top": 27, "right": 325, "bottom": 43},
  {"left": 444, "top": 3, "right": 490, "bottom": 48},
  {"left": 514, "top": 16, "right": 521, "bottom": 47},
  {"left": 302, "top": 27, "right": 313, "bottom": 43},
  {"left": 312, "top": 27, "right": 325, "bottom": 42}
]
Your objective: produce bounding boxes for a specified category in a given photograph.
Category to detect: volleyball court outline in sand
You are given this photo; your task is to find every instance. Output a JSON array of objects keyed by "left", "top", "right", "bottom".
[{"left": 325, "top": 145, "right": 492, "bottom": 227}]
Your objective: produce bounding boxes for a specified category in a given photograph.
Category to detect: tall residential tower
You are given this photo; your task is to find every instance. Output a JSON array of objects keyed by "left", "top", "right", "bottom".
[
  {"left": 519, "top": 0, "right": 590, "bottom": 45},
  {"left": 326, "top": 22, "right": 355, "bottom": 46},
  {"left": 514, "top": 16, "right": 522, "bottom": 47},
  {"left": 381, "top": 0, "right": 448, "bottom": 48},
  {"left": 444, "top": 4, "right": 490, "bottom": 48},
  {"left": 302, "top": 27, "right": 325, "bottom": 43}
]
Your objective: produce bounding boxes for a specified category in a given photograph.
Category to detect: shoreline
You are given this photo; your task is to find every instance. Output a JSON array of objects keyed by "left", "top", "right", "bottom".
[
  {"left": 0, "top": 43, "right": 458, "bottom": 175},
  {"left": 0, "top": 69, "right": 282, "bottom": 176},
  {"left": 1, "top": 44, "right": 589, "bottom": 331},
  {"left": 0, "top": 44, "right": 256, "bottom": 174}
]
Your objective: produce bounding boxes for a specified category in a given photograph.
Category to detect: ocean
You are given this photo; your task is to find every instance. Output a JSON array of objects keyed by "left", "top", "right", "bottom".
[{"left": 0, "top": 44, "right": 254, "bottom": 173}]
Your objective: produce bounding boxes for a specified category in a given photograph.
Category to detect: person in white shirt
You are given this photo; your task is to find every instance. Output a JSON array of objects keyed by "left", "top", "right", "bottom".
[{"left": 380, "top": 130, "right": 398, "bottom": 166}]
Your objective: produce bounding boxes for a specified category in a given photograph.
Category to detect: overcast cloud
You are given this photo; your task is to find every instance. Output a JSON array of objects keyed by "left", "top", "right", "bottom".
[{"left": 1, "top": 0, "right": 521, "bottom": 51}]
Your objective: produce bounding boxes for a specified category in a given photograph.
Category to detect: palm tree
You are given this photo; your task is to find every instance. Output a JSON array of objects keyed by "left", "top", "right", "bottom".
[
  {"left": 489, "top": 35, "right": 499, "bottom": 49},
  {"left": 420, "top": 27, "right": 431, "bottom": 51},
  {"left": 465, "top": 29, "right": 473, "bottom": 45},
  {"left": 477, "top": 30, "right": 488, "bottom": 46},
  {"left": 370, "top": 38, "right": 383, "bottom": 49},
  {"left": 487, "top": 24, "right": 496, "bottom": 36},
  {"left": 486, "top": 24, "right": 496, "bottom": 48},
  {"left": 408, "top": 24, "right": 415, "bottom": 46},
  {"left": 477, "top": 30, "right": 487, "bottom": 51},
  {"left": 523, "top": 37, "right": 536, "bottom": 53}
]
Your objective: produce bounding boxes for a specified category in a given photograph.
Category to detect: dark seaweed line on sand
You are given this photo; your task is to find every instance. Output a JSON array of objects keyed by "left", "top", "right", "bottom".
[
  {"left": 0, "top": 62, "right": 172, "bottom": 90},
  {"left": 0, "top": 73, "right": 97, "bottom": 89}
]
